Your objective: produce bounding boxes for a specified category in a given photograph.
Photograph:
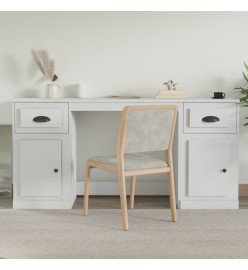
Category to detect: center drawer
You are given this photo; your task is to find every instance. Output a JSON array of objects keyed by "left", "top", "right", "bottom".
[
  {"left": 184, "top": 102, "right": 237, "bottom": 134},
  {"left": 15, "top": 103, "right": 69, "bottom": 134}
]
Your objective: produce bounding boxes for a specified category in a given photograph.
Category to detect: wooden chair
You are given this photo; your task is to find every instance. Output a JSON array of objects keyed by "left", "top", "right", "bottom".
[{"left": 83, "top": 105, "right": 178, "bottom": 231}]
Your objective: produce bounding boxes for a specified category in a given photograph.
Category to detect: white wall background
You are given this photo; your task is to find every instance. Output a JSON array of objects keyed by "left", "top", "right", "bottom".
[{"left": 0, "top": 11, "right": 248, "bottom": 184}]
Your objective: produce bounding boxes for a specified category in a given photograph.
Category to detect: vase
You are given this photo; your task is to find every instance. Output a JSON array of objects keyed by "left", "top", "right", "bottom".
[{"left": 46, "top": 83, "right": 60, "bottom": 98}]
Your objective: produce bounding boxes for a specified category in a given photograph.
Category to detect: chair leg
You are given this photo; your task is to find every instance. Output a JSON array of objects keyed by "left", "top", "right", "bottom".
[
  {"left": 118, "top": 172, "right": 129, "bottom": 231},
  {"left": 168, "top": 169, "right": 177, "bottom": 222},
  {"left": 130, "top": 176, "right": 136, "bottom": 209},
  {"left": 83, "top": 162, "right": 91, "bottom": 216}
]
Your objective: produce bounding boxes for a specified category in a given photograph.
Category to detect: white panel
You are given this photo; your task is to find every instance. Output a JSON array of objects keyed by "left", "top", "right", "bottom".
[
  {"left": 188, "top": 139, "right": 235, "bottom": 197},
  {"left": 69, "top": 101, "right": 178, "bottom": 112},
  {"left": 13, "top": 200, "right": 75, "bottom": 209},
  {"left": 20, "top": 108, "right": 63, "bottom": 128},
  {"left": 13, "top": 133, "right": 73, "bottom": 204},
  {"left": 190, "top": 109, "right": 230, "bottom": 128},
  {"left": 179, "top": 200, "right": 239, "bottom": 209},
  {"left": 184, "top": 103, "right": 237, "bottom": 134},
  {"left": 20, "top": 139, "right": 62, "bottom": 197},
  {"left": 15, "top": 103, "right": 68, "bottom": 134}
]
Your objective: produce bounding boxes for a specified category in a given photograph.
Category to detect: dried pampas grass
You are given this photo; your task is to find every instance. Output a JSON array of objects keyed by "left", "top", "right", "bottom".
[{"left": 31, "top": 50, "right": 58, "bottom": 81}]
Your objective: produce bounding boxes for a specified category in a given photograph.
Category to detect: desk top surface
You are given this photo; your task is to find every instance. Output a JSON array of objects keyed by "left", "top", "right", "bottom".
[{"left": 13, "top": 97, "right": 239, "bottom": 103}]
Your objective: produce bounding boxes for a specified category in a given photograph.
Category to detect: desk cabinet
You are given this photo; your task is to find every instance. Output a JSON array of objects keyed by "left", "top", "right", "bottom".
[
  {"left": 13, "top": 102, "right": 74, "bottom": 209},
  {"left": 19, "top": 139, "right": 62, "bottom": 197},
  {"left": 12, "top": 98, "right": 239, "bottom": 209},
  {"left": 180, "top": 102, "right": 239, "bottom": 209},
  {"left": 188, "top": 139, "right": 236, "bottom": 197}
]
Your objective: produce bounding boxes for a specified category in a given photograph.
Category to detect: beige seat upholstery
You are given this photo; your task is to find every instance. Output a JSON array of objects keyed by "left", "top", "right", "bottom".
[{"left": 89, "top": 153, "right": 168, "bottom": 171}]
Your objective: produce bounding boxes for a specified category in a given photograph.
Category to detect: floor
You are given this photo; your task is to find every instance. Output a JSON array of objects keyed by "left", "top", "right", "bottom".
[
  {"left": 1, "top": 196, "right": 248, "bottom": 258},
  {"left": 1, "top": 208, "right": 248, "bottom": 258},
  {"left": 1, "top": 195, "right": 248, "bottom": 209}
]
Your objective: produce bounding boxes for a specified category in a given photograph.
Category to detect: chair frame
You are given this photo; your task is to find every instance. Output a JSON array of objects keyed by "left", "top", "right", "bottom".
[{"left": 83, "top": 105, "right": 178, "bottom": 231}]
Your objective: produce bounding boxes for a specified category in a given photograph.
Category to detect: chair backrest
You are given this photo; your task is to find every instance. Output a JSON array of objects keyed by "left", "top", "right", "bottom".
[{"left": 117, "top": 105, "right": 178, "bottom": 155}]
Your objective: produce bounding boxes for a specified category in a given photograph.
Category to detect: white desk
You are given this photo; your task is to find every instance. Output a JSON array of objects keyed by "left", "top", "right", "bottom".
[{"left": 12, "top": 98, "right": 239, "bottom": 209}]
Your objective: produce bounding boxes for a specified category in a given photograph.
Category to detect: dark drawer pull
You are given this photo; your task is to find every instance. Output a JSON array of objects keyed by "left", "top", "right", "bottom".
[
  {"left": 202, "top": 116, "right": 220, "bottom": 123},
  {"left": 33, "top": 116, "right": 51, "bottom": 123}
]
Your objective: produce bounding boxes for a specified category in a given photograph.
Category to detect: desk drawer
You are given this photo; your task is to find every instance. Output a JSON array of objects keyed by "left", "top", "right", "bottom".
[
  {"left": 15, "top": 103, "right": 68, "bottom": 134},
  {"left": 184, "top": 103, "right": 237, "bottom": 134}
]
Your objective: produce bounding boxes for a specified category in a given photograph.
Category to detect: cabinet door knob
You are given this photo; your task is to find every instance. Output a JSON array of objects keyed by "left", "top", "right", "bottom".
[
  {"left": 222, "top": 169, "right": 227, "bottom": 173},
  {"left": 54, "top": 169, "right": 59, "bottom": 173}
]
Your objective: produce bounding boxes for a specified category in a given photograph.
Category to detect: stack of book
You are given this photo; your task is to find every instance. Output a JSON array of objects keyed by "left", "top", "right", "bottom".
[{"left": 156, "top": 90, "right": 187, "bottom": 99}]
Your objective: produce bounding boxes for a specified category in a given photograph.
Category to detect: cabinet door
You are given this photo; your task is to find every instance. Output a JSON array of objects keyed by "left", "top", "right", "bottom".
[
  {"left": 20, "top": 140, "right": 62, "bottom": 197},
  {"left": 188, "top": 139, "right": 235, "bottom": 197}
]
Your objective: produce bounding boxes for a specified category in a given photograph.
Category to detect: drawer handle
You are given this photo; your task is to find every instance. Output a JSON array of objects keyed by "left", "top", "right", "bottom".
[
  {"left": 202, "top": 116, "right": 220, "bottom": 123},
  {"left": 33, "top": 116, "right": 51, "bottom": 123}
]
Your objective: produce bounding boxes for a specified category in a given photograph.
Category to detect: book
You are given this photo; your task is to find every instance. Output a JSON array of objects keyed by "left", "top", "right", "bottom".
[
  {"left": 156, "top": 95, "right": 187, "bottom": 99},
  {"left": 156, "top": 90, "right": 187, "bottom": 99},
  {"left": 158, "top": 90, "right": 185, "bottom": 93},
  {"left": 157, "top": 90, "right": 185, "bottom": 94}
]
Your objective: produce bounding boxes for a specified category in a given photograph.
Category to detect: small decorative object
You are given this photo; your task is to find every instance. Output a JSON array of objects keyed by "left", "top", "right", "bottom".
[
  {"left": 163, "top": 80, "right": 178, "bottom": 90},
  {"left": 46, "top": 83, "right": 60, "bottom": 99},
  {"left": 156, "top": 81, "right": 187, "bottom": 99},
  {"left": 31, "top": 50, "right": 60, "bottom": 98},
  {"left": 77, "top": 84, "right": 86, "bottom": 98},
  {"left": 234, "top": 62, "right": 248, "bottom": 126},
  {"left": 212, "top": 92, "right": 225, "bottom": 99}
]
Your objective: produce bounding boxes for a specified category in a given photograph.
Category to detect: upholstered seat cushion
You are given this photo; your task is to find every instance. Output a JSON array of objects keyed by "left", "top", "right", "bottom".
[{"left": 89, "top": 153, "right": 168, "bottom": 171}]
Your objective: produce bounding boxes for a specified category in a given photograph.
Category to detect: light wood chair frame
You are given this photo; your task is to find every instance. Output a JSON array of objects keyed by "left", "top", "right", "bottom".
[{"left": 83, "top": 105, "right": 178, "bottom": 231}]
